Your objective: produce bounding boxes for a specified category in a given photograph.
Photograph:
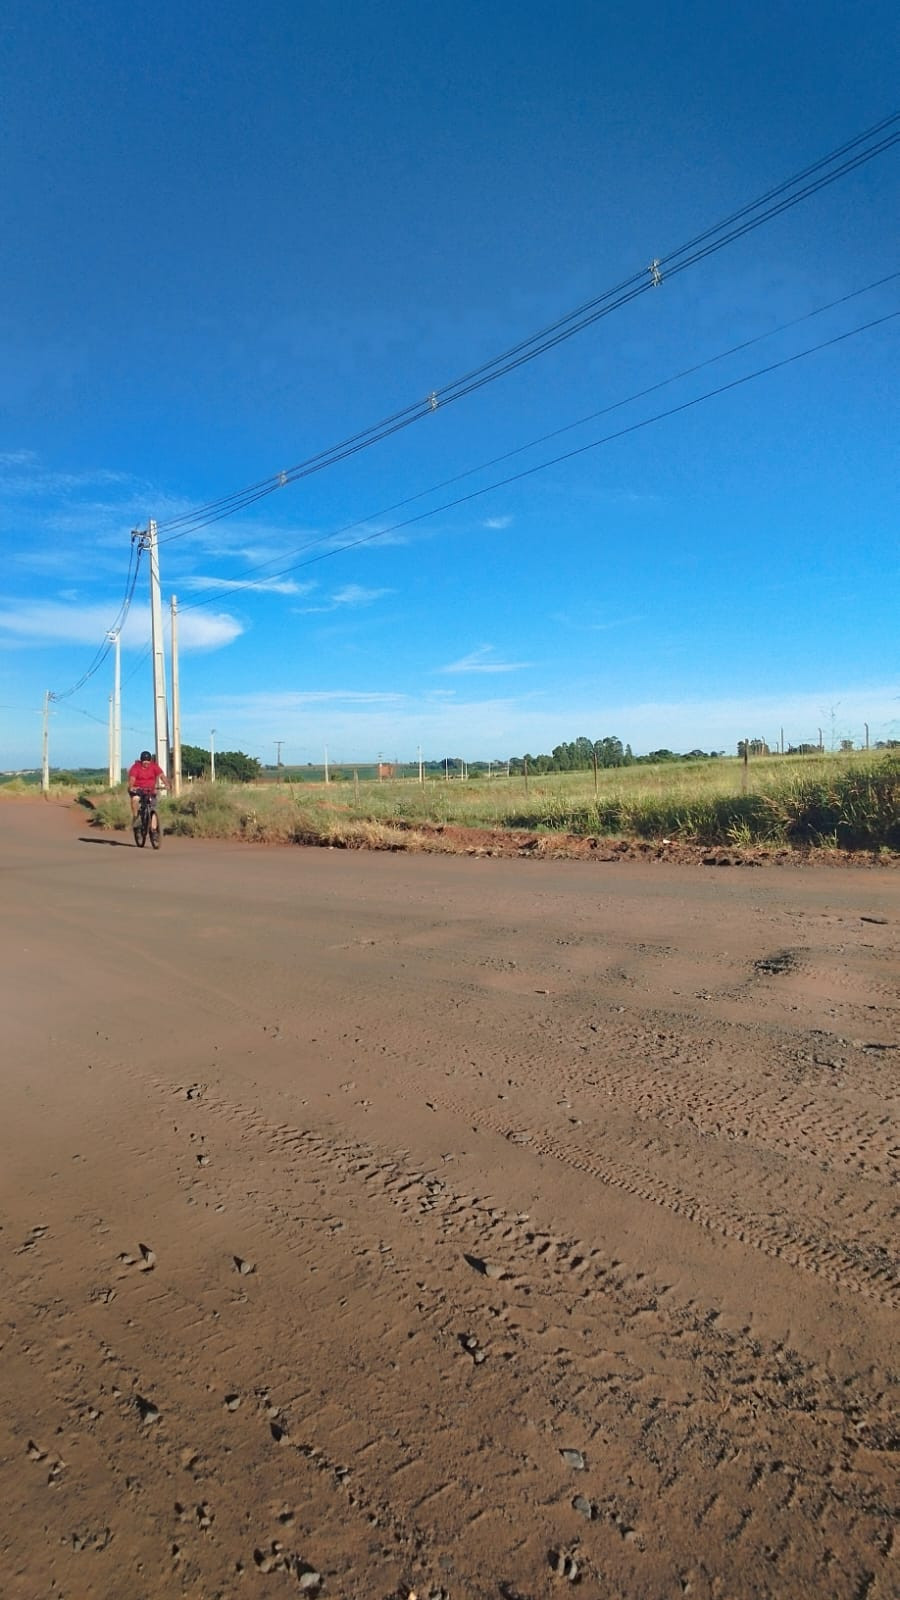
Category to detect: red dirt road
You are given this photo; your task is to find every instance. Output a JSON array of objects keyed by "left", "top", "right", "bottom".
[{"left": 1, "top": 800, "right": 897, "bottom": 1600}]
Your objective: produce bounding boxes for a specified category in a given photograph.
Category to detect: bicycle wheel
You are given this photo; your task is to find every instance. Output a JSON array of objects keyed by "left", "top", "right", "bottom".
[
  {"left": 136, "top": 798, "right": 149, "bottom": 847},
  {"left": 150, "top": 814, "right": 162, "bottom": 849}
]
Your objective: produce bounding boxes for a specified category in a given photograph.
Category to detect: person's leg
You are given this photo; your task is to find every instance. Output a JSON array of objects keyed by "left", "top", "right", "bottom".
[{"left": 130, "top": 791, "right": 139, "bottom": 821}]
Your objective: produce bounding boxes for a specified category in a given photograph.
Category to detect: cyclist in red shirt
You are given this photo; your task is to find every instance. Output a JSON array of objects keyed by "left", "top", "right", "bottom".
[{"left": 127, "top": 750, "right": 169, "bottom": 840}]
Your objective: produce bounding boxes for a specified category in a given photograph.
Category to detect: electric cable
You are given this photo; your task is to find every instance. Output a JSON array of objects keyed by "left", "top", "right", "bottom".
[
  {"left": 155, "top": 113, "right": 899, "bottom": 544},
  {"left": 51, "top": 541, "right": 143, "bottom": 702},
  {"left": 177, "top": 308, "right": 898, "bottom": 607},
  {"left": 177, "top": 288, "right": 899, "bottom": 611}
]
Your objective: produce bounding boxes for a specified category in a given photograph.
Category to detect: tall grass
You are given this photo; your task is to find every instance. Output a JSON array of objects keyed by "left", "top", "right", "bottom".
[{"left": 82, "top": 753, "right": 898, "bottom": 853}]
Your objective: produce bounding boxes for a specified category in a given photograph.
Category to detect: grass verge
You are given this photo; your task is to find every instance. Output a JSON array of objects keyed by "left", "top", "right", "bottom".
[{"left": 79, "top": 754, "right": 899, "bottom": 856}]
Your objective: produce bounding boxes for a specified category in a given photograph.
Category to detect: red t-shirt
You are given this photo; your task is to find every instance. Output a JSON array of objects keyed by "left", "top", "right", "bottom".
[{"left": 128, "top": 760, "right": 165, "bottom": 793}]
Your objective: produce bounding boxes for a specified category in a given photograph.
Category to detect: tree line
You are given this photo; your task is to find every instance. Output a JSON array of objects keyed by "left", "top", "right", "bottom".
[{"left": 504, "top": 736, "right": 720, "bottom": 775}]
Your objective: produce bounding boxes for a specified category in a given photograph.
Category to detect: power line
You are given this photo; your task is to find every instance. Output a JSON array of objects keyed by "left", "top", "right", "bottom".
[
  {"left": 51, "top": 541, "right": 143, "bottom": 702},
  {"left": 177, "top": 297, "right": 899, "bottom": 613},
  {"left": 156, "top": 111, "right": 899, "bottom": 545}
]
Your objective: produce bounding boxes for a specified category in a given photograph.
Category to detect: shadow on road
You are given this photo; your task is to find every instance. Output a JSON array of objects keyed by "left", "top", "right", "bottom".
[{"left": 77, "top": 836, "right": 135, "bottom": 848}]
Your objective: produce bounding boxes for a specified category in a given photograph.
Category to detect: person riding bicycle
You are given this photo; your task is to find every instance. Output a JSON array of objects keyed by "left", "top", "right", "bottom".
[{"left": 127, "top": 750, "right": 169, "bottom": 838}]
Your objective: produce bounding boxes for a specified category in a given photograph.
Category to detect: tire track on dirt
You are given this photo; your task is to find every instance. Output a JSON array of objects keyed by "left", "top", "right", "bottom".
[{"left": 138, "top": 1073, "right": 898, "bottom": 1600}]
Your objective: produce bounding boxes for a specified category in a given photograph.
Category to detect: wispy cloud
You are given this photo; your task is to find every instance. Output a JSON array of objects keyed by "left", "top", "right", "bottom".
[
  {"left": 438, "top": 645, "right": 532, "bottom": 675},
  {"left": 333, "top": 584, "right": 391, "bottom": 607},
  {"left": 295, "top": 583, "right": 393, "bottom": 614},
  {"left": 0, "top": 455, "right": 139, "bottom": 498},
  {"left": 482, "top": 514, "right": 513, "bottom": 530},
  {"left": 550, "top": 610, "right": 643, "bottom": 633},
  {"left": 180, "top": 575, "right": 313, "bottom": 597},
  {"left": 206, "top": 689, "right": 407, "bottom": 712}
]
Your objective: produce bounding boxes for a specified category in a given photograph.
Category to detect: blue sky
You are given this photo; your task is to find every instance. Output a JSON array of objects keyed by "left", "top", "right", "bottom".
[{"left": 2, "top": 0, "right": 898, "bottom": 769}]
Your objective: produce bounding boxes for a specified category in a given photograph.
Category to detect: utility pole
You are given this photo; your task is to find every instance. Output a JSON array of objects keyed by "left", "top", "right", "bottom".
[
  {"left": 210, "top": 729, "right": 216, "bottom": 783},
  {"left": 274, "top": 740, "right": 283, "bottom": 769},
  {"left": 170, "top": 595, "right": 182, "bottom": 797},
  {"left": 324, "top": 745, "right": 330, "bottom": 784},
  {"left": 864, "top": 722, "right": 869, "bottom": 750},
  {"left": 417, "top": 744, "right": 423, "bottom": 786},
  {"left": 133, "top": 521, "right": 168, "bottom": 773},
  {"left": 41, "top": 691, "right": 51, "bottom": 794},
  {"left": 108, "top": 693, "right": 115, "bottom": 785}
]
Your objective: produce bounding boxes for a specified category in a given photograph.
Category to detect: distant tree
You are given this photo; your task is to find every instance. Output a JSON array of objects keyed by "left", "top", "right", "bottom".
[
  {"left": 180, "top": 742, "right": 208, "bottom": 778},
  {"left": 594, "top": 736, "right": 625, "bottom": 768},
  {"left": 180, "top": 743, "right": 260, "bottom": 781},
  {"left": 215, "top": 751, "right": 262, "bottom": 782}
]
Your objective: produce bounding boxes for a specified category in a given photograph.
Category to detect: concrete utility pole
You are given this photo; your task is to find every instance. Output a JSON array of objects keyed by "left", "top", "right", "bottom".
[
  {"left": 209, "top": 729, "right": 216, "bottom": 783},
  {"left": 148, "top": 521, "right": 169, "bottom": 772},
  {"left": 324, "top": 745, "right": 330, "bottom": 784},
  {"left": 133, "top": 522, "right": 169, "bottom": 773},
  {"left": 41, "top": 691, "right": 51, "bottom": 794},
  {"left": 417, "top": 744, "right": 424, "bottom": 786},
  {"left": 170, "top": 596, "right": 182, "bottom": 797},
  {"left": 864, "top": 722, "right": 870, "bottom": 750},
  {"left": 108, "top": 693, "right": 115, "bottom": 786},
  {"left": 274, "top": 740, "right": 283, "bottom": 768}
]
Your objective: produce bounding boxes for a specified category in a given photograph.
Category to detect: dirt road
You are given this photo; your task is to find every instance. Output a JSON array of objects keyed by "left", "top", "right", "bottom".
[{"left": 1, "top": 799, "right": 897, "bottom": 1600}]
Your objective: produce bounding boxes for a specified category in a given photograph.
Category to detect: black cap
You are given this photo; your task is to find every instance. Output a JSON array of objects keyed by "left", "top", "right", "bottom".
[{"left": 140, "top": 750, "right": 152, "bottom": 761}]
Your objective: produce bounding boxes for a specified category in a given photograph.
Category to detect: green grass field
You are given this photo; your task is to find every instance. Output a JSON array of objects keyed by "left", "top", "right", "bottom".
[{"left": 55, "top": 748, "right": 897, "bottom": 853}]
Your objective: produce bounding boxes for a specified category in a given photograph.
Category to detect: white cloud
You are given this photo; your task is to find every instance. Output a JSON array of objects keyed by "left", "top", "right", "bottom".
[
  {"left": 0, "top": 600, "right": 242, "bottom": 653},
  {"left": 550, "top": 610, "right": 643, "bottom": 633},
  {"left": 180, "top": 575, "right": 312, "bottom": 597},
  {"left": 332, "top": 584, "right": 391, "bottom": 607},
  {"left": 294, "top": 583, "right": 393, "bottom": 614},
  {"left": 438, "top": 645, "right": 532, "bottom": 675},
  {"left": 206, "top": 689, "right": 407, "bottom": 714},
  {"left": 482, "top": 514, "right": 513, "bottom": 530}
]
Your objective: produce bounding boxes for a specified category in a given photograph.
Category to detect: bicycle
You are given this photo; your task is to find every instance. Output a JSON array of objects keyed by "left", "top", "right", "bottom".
[{"left": 133, "top": 789, "right": 162, "bottom": 850}]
